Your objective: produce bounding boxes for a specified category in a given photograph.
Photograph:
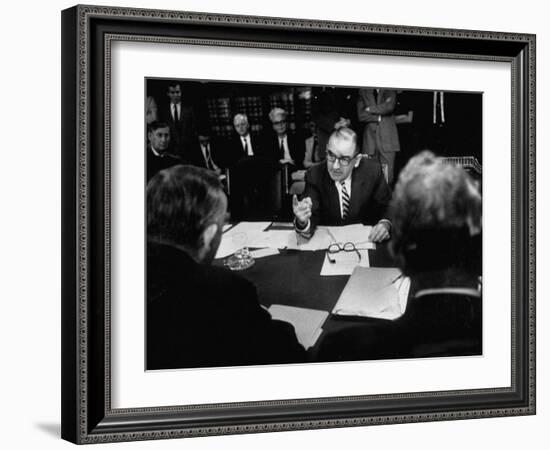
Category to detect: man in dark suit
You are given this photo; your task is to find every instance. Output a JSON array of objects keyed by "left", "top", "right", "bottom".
[
  {"left": 263, "top": 107, "right": 305, "bottom": 217},
  {"left": 146, "top": 165, "right": 305, "bottom": 370},
  {"left": 264, "top": 107, "right": 305, "bottom": 168},
  {"left": 228, "top": 113, "right": 264, "bottom": 160},
  {"left": 227, "top": 113, "right": 275, "bottom": 220},
  {"left": 183, "top": 126, "right": 228, "bottom": 174},
  {"left": 357, "top": 88, "right": 401, "bottom": 185},
  {"left": 159, "top": 81, "right": 196, "bottom": 158},
  {"left": 293, "top": 127, "right": 392, "bottom": 243},
  {"left": 146, "top": 121, "right": 182, "bottom": 182}
]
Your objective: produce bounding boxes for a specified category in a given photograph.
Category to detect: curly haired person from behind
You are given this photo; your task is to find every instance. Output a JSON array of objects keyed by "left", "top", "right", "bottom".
[
  {"left": 147, "top": 165, "right": 305, "bottom": 369},
  {"left": 390, "top": 150, "right": 481, "bottom": 279},
  {"left": 317, "top": 151, "right": 482, "bottom": 362}
]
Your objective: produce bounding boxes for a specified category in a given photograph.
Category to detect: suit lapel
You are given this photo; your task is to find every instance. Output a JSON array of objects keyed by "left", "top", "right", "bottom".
[
  {"left": 323, "top": 170, "right": 341, "bottom": 224},
  {"left": 377, "top": 89, "right": 385, "bottom": 106},
  {"left": 348, "top": 167, "right": 366, "bottom": 221},
  {"left": 367, "top": 89, "right": 376, "bottom": 105}
]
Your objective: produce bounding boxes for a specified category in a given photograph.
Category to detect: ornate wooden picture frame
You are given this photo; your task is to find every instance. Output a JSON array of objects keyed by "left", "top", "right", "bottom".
[{"left": 61, "top": 4, "right": 535, "bottom": 444}]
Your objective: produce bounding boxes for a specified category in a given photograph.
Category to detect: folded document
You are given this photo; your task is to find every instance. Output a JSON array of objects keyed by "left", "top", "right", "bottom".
[
  {"left": 268, "top": 305, "right": 329, "bottom": 350},
  {"left": 332, "top": 267, "right": 410, "bottom": 320}
]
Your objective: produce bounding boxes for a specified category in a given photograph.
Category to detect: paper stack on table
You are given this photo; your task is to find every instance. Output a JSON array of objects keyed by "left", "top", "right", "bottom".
[
  {"left": 215, "top": 222, "right": 377, "bottom": 259},
  {"left": 320, "top": 248, "right": 370, "bottom": 276},
  {"left": 215, "top": 222, "right": 272, "bottom": 259},
  {"left": 268, "top": 304, "right": 329, "bottom": 350},
  {"left": 332, "top": 267, "right": 410, "bottom": 320},
  {"left": 326, "top": 224, "right": 375, "bottom": 250}
]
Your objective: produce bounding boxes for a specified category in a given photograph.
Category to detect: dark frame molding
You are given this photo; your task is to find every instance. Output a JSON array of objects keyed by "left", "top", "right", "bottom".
[{"left": 61, "top": 4, "right": 536, "bottom": 444}]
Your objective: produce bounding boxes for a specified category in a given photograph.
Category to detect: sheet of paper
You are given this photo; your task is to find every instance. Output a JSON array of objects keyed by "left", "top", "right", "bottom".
[
  {"left": 249, "top": 248, "right": 279, "bottom": 259},
  {"left": 215, "top": 238, "right": 239, "bottom": 259},
  {"left": 286, "top": 226, "right": 333, "bottom": 251},
  {"left": 320, "top": 249, "right": 370, "bottom": 276},
  {"left": 215, "top": 222, "right": 273, "bottom": 259},
  {"left": 216, "top": 222, "right": 376, "bottom": 258},
  {"left": 268, "top": 304, "right": 329, "bottom": 350},
  {"left": 227, "top": 221, "right": 271, "bottom": 234},
  {"left": 248, "top": 230, "right": 294, "bottom": 249},
  {"left": 215, "top": 231, "right": 264, "bottom": 259},
  {"left": 326, "top": 224, "right": 375, "bottom": 249},
  {"left": 332, "top": 267, "right": 410, "bottom": 320}
]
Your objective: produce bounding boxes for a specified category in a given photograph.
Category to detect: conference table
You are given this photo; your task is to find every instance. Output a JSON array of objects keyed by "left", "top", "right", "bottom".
[{"left": 214, "top": 222, "right": 401, "bottom": 358}]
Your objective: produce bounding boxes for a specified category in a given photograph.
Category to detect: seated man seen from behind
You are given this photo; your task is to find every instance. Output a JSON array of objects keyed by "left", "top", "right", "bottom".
[
  {"left": 316, "top": 151, "right": 482, "bottom": 362},
  {"left": 293, "top": 127, "right": 392, "bottom": 243},
  {"left": 387, "top": 150, "right": 483, "bottom": 357},
  {"left": 146, "top": 165, "right": 305, "bottom": 370}
]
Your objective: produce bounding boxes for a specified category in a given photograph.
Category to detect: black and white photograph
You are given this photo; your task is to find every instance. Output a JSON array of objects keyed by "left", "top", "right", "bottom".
[
  {"left": 145, "top": 79, "right": 483, "bottom": 370},
  {"left": 57, "top": 3, "right": 536, "bottom": 445}
]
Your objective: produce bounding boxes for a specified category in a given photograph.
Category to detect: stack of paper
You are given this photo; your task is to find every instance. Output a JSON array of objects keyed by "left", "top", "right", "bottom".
[
  {"left": 215, "top": 222, "right": 378, "bottom": 259},
  {"left": 215, "top": 222, "right": 272, "bottom": 259},
  {"left": 247, "top": 230, "right": 294, "bottom": 249},
  {"left": 268, "top": 305, "right": 329, "bottom": 350},
  {"left": 320, "top": 249, "right": 370, "bottom": 276},
  {"left": 332, "top": 267, "right": 411, "bottom": 320},
  {"left": 286, "top": 226, "right": 333, "bottom": 251},
  {"left": 326, "top": 224, "right": 375, "bottom": 249}
]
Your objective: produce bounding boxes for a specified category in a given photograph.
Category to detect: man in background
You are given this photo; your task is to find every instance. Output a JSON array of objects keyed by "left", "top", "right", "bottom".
[
  {"left": 357, "top": 88, "right": 400, "bottom": 185},
  {"left": 228, "top": 113, "right": 274, "bottom": 220},
  {"left": 146, "top": 121, "right": 181, "bottom": 182},
  {"left": 160, "top": 81, "right": 196, "bottom": 158}
]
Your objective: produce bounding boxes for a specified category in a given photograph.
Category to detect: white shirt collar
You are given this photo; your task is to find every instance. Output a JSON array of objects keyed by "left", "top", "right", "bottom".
[{"left": 334, "top": 174, "right": 352, "bottom": 190}]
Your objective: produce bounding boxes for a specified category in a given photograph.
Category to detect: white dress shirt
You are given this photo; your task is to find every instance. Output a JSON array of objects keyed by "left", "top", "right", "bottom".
[
  {"left": 171, "top": 103, "right": 181, "bottom": 121},
  {"left": 279, "top": 135, "right": 293, "bottom": 162},
  {"left": 241, "top": 135, "right": 254, "bottom": 156}
]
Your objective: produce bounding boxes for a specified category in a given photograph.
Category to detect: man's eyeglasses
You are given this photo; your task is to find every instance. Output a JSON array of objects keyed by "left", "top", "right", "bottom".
[
  {"left": 325, "top": 150, "right": 358, "bottom": 166},
  {"left": 325, "top": 242, "right": 362, "bottom": 263}
]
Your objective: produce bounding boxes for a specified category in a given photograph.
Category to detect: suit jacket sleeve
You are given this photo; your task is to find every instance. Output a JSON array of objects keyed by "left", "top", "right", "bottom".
[
  {"left": 368, "top": 163, "right": 392, "bottom": 222},
  {"left": 357, "top": 89, "right": 398, "bottom": 120},
  {"left": 357, "top": 91, "right": 380, "bottom": 123},
  {"left": 366, "top": 90, "right": 397, "bottom": 115},
  {"left": 300, "top": 167, "right": 323, "bottom": 237}
]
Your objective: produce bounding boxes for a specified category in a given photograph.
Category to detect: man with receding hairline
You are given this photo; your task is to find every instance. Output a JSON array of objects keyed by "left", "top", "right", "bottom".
[
  {"left": 227, "top": 113, "right": 275, "bottom": 220},
  {"left": 293, "top": 127, "right": 392, "bottom": 243}
]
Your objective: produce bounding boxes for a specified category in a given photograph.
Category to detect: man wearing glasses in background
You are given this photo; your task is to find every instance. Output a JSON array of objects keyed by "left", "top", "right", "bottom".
[{"left": 292, "top": 127, "right": 392, "bottom": 243}]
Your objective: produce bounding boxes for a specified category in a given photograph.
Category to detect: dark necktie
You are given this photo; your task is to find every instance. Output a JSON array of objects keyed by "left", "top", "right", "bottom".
[
  {"left": 279, "top": 138, "right": 285, "bottom": 159},
  {"left": 340, "top": 181, "right": 350, "bottom": 220},
  {"left": 373, "top": 90, "right": 379, "bottom": 104},
  {"left": 173, "top": 104, "right": 179, "bottom": 122},
  {"left": 242, "top": 138, "right": 248, "bottom": 155}
]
